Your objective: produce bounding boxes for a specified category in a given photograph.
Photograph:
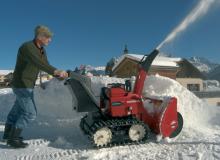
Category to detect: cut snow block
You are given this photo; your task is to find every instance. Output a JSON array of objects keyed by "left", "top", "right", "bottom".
[{"left": 66, "top": 72, "right": 99, "bottom": 112}]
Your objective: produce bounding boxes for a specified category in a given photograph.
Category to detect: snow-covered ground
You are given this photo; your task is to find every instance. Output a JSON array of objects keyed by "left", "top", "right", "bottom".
[{"left": 0, "top": 75, "right": 220, "bottom": 160}]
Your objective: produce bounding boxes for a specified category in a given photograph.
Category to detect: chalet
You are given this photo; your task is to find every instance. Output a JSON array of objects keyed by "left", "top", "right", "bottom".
[
  {"left": 112, "top": 53, "right": 181, "bottom": 79},
  {"left": 176, "top": 59, "right": 205, "bottom": 91},
  {"left": 109, "top": 47, "right": 220, "bottom": 106},
  {"left": 111, "top": 47, "right": 205, "bottom": 92}
]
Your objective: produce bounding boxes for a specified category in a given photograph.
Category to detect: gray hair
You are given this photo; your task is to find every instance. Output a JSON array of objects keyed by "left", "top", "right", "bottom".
[{"left": 35, "top": 25, "right": 53, "bottom": 38}]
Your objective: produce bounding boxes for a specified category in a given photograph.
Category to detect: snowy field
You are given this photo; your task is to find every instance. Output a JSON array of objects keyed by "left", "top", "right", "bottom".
[{"left": 1, "top": 75, "right": 220, "bottom": 160}]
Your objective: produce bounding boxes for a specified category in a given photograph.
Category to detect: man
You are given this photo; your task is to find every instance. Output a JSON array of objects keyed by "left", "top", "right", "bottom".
[{"left": 2, "top": 25, "right": 68, "bottom": 148}]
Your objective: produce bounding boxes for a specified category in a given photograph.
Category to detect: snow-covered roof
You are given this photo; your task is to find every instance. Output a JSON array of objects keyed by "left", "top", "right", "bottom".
[
  {"left": 112, "top": 54, "right": 182, "bottom": 71},
  {"left": 94, "top": 66, "right": 105, "bottom": 71},
  {"left": 0, "top": 70, "right": 13, "bottom": 75}
]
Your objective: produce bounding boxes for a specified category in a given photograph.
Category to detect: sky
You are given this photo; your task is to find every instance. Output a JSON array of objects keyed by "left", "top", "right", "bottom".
[{"left": 0, "top": 0, "right": 220, "bottom": 70}]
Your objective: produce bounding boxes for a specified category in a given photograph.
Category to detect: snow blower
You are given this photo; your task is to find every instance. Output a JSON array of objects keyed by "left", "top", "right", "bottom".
[{"left": 65, "top": 49, "right": 183, "bottom": 147}]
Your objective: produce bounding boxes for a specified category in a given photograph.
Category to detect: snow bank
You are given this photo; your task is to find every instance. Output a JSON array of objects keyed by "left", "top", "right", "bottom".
[
  {"left": 0, "top": 88, "right": 12, "bottom": 95},
  {"left": 0, "top": 75, "right": 219, "bottom": 139},
  {"left": 143, "top": 74, "right": 219, "bottom": 135},
  {"left": 42, "top": 75, "right": 219, "bottom": 137},
  {"left": 0, "top": 88, "right": 15, "bottom": 121},
  {"left": 0, "top": 79, "right": 76, "bottom": 122},
  {"left": 34, "top": 79, "right": 75, "bottom": 119},
  {"left": 90, "top": 76, "right": 125, "bottom": 97}
]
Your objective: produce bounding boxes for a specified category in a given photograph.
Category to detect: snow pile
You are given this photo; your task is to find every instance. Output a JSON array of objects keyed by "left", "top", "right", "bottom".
[
  {"left": 0, "top": 79, "right": 76, "bottom": 122},
  {"left": 34, "top": 75, "right": 219, "bottom": 138},
  {"left": 90, "top": 76, "right": 125, "bottom": 97},
  {"left": 0, "top": 75, "right": 219, "bottom": 138},
  {"left": 143, "top": 74, "right": 219, "bottom": 135},
  {"left": 0, "top": 76, "right": 125, "bottom": 123},
  {"left": 0, "top": 88, "right": 12, "bottom": 95},
  {"left": 34, "top": 79, "right": 74, "bottom": 119},
  {"left": 1, "top": 75, "right": 220, "bottom": 159},
  {"left": 0, "top": 70, "right": 13, "bottom": 75},
  {"left": 0, "top": 88, "right": 15, "bottom": 121}
]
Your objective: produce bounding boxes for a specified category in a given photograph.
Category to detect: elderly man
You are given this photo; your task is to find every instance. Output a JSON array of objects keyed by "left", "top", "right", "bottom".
[{"left": 2, "top": 25, "right": 68, "bottom": 148}]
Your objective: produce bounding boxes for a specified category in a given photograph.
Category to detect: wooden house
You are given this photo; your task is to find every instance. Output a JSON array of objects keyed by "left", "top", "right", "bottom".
[{"left": 111, "top": 51, "right": 205, "bottom": 92}]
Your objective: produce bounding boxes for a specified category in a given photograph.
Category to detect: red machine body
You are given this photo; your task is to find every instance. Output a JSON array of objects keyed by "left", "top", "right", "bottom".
[{"left": 100, "top": 50, "right": 181, "bottom": 138}]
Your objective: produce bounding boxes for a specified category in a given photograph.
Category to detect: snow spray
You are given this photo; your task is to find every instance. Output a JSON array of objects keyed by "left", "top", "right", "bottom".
[{"left": 156, "top": 0, "right": 216, "bottom": 50}]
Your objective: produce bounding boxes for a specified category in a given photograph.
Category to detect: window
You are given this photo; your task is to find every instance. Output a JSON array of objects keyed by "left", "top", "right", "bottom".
[{"left": 187, "top": 84, "right": 200, "bottom": 91}]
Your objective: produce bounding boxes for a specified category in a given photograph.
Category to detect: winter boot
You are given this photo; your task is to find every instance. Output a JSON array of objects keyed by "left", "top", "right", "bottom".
[
  {"left": 7, "top": 127, "right": 28, "bottom": 148},
  {"left": 2, "top": 124, "right": 23, "bottom": 142},
  {"left": 2, "top": 123, "right": 12, "bottom": 142}
]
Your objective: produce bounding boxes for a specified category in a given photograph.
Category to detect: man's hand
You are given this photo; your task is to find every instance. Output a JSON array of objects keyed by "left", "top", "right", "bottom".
[{"left": 54, "top": 70, "right": 69, "bottom": 79}]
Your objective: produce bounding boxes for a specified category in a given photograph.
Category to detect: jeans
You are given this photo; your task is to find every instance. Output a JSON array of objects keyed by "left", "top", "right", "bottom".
[{"left": 6, "top": 88, "right": 37, "bottom": 129}]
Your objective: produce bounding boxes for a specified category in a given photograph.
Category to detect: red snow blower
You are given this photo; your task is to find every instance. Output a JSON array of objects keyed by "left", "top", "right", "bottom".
[{"left": 65, "top": 49, "right": 183, "bottom": 147}]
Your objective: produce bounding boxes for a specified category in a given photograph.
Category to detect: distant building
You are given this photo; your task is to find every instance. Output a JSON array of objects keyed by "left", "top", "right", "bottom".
[
  {"left": 75, "top": 65, "right": 106, "bottom": 76},
  {"left": 176, "top": 59, "right": 205, "bottom": 92},
  {"left": 0, "top": 70, "right": 53, "bottom": 88},
  {"left": 112, "top": 53, "right": 181, "bottom": 79},
  {"left": 109, "top": 46, "right": 220, "bottom": 106},
  {"left": 111, "top": 47, "right": 205, "bottom": 92},
  {"left": 0, "top": 70, "right": 13, "bottom": 88}
]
